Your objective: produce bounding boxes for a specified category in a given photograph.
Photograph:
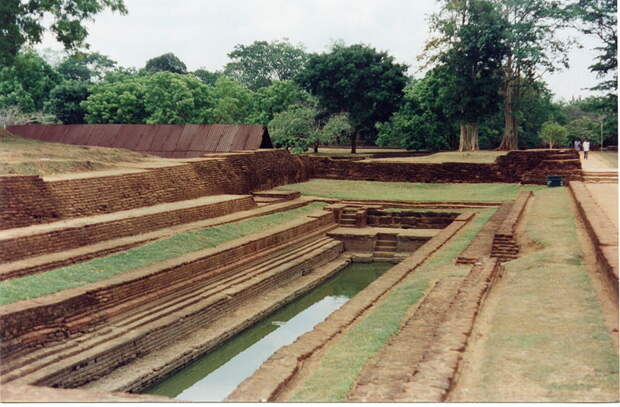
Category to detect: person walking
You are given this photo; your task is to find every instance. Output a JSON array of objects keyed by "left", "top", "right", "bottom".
[
  {"left": 583, "top": 139, "right": 590, "bottom": 159},
  {"left": 574, "top": 139, "right": 581, "bottom": 152}
]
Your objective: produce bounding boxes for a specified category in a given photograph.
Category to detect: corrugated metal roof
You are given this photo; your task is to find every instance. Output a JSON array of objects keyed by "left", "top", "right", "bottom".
[{"left": 7, "top": 124, "right": 271, "bottom": 157}]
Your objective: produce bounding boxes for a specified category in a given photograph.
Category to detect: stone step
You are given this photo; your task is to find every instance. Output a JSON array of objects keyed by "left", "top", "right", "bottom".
[{"left": 1, "top": 237, "right": 342, "bottom": 386}]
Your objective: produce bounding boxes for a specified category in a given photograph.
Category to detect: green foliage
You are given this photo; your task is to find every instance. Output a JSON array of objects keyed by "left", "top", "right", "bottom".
[
  {"left": 297, "top": 43, "right": 408, "bottom": 148},
  {"left": 539, "top": 121, "right": 569, "bottom": 148},
  {"left": 145, "top": 52, "right": 188, "bottom": 74},
  {"left": 431, "top": 0, "right": 508, "bottom": 125},
  {"left": 224, "top": 39, "right": 309, "bottom": 90},
  {"left": 57, "top": 51, "right": 117, "bottom": 82},
  {"left": 376, "top": 72, "right": 458, "bottom": 151},
  {"left": 320, "top": 113, "right": 352, "bottom": 146},
  {"left": 268, "top": 105, "right": 319, "bottom": 152},
  {"left": 47, "top": 80, "right": 91, "bottom": 123},
  {"left": 205, "top": 76, "right": 254, "bottom": 124},
  {"left": 566, "top": 117, "right": 599, "bottom": 143},
  {"left": 192, "top": 69, "right": 222, "bottom": 86},
  {"left": 82, "top": 77, "right": 147, "bottom": 123},
  {"left": 143, "top": 72, "right": 209, "bottom": 124},
  {"left": 249, "top": 80, "right": 314, "bottom": 125},
  {"left": 0, "top": 50, "right": 61, "bottom": 112},
  {"left": 0, "top": 0, "right": 127, "bottom": 65},
  {"left": 567, "top": 0, "right": 617, "bottom": 93},
  {"left": 0, "top": 203, "right": 326, "bottom": 305}
]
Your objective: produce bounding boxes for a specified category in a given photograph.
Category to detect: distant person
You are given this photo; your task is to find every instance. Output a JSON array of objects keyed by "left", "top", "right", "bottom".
[
  {"left": 583, "top": 139, "right": 590, "bottom": 159},
  {"left": 574, "top": 139, "right": 581, "bottom": 152}
]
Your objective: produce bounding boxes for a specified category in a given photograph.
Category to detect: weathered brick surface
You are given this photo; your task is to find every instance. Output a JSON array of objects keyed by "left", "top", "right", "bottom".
[
  {"left": 366, "top": 210, "right": 458, "bottom": 229},
  {"left": 301, "top": 150, "right": 581, "bottom": 184},
  {"left": 0, "top": 196, "right": 256, "bottom": 263},
  {"left": 0, "top": 212, "right": 335, "bottom": 357},
  {"left": 0, "top": 150, "right": 308, "bottom": 230}
]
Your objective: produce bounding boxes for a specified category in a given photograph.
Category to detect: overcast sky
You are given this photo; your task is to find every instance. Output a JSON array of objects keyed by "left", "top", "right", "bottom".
[{"left": 38, "top": 0, "right": 606, "bottom": 101}]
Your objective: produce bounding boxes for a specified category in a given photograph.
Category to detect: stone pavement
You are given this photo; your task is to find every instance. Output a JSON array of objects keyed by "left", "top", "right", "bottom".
[{"left": 580, "top": 151, "right": 618, "bottom": 230}]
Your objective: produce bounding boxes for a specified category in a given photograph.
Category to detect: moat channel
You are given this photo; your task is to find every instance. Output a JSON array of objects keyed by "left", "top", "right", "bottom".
[{"left": 143, "top": 261, "right": 392, "bottom": 401}]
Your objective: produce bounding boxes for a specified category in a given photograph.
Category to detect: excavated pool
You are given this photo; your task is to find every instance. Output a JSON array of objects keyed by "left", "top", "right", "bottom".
[{"left": 143, "top": 261, "right": 392, "bottom": 401}]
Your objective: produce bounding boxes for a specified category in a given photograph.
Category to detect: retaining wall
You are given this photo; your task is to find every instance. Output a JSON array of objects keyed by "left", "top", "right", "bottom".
[
  {"left": 0, "top": 150, "right": 309, "bottom": 230},
  {"left": 0, "top": 211, "right": 335, "bottom": 357},
  {"left": 301, "top": 150, "right": 581, "bottom": 184}
]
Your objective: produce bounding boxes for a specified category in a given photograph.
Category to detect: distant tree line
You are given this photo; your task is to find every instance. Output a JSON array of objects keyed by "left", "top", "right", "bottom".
[{"left": 0, "top": 0, "right": 616, "bottom": 151}]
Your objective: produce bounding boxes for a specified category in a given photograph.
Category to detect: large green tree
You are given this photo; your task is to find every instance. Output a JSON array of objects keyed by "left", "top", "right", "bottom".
[
  {"left": 47, "top": 80, "right": 91, "bottom": 123},
  {"left": 205, "top": 76, "right": 254, "bottom": 124},
  {"left": 0, "top": 0, "right": 126, "bottom": 65},
  {"left": 249, "top": 80, "right": 314, "bottom": 125},
  {"left": 426, "top": 0, "right": 508, "bottom": 151},
  {"left": 81, "top": 77, "right": 147, "bottom": 123},
  {"left": 143, "top": 72, "right": 209, "bottom": 124},
  {"left": 145, "top": 52, "right": 188, "bottom": 75},
  {"left": 493, "top": 0, "right": 572, "bottom": 150},
  {"left": 224, "top": 39, "right": 309, "bottom": 91},
  {"left": 296, "top": 43, "right": 408, "bottom": 153},
  {"left": 57, "top": 52, "right": 117, "bottom": 82},
  {"left": 0, "top": 50, "right": 61, "bottom": 112}
]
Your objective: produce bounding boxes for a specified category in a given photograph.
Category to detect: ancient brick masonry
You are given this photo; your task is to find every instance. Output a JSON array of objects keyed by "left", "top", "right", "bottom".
[
  {"left": 0, "top": 150, "right": 309, "bottom": 230},
  {"left": 301, "top": 150, "right": 581, "bottom": 184}
]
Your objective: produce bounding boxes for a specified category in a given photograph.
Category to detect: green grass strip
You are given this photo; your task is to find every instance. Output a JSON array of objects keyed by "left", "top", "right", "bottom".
[
  {"left": 290, "top": 207, "right": 496, "bottom": 401},
  {"left": 278, "top": 179, "right": 544, "bottom": 202},
  {"left": 0, "top": 202, "right": 326, "bottom": 306}
]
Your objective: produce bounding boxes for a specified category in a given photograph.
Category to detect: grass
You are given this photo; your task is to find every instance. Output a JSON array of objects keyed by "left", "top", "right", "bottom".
[
  {"left": 0, "top": 203, "right": 326, "bottom": 305},
  {"left": 364, "top": 150, "right": 508, "bottom": 164},
  {"left": 463, "top": 188, "right": 618, "bottom": 402},
  {"left": 279, "top": 179, "right": 544, "bottom": 202},
  {"left": 289, "top": 207, "right": 496, "bottom": 401},
  {"left": 0, "top": 132, "right": 154, "bottom": 175}
]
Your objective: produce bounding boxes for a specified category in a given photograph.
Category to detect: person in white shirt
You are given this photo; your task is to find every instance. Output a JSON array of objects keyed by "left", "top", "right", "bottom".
[{"left": 583, "top": 140, "right": 590, "bottom": 159}]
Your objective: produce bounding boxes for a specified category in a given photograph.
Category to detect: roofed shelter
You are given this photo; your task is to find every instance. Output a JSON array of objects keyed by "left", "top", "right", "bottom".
[{"left": 6, "top": 124, "right": 273, "bottom": 158}]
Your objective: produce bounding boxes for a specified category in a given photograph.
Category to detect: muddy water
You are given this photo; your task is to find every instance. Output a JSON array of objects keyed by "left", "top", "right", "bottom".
[{"left": 143, "top": 261, "right": 391, "bottom": 401}]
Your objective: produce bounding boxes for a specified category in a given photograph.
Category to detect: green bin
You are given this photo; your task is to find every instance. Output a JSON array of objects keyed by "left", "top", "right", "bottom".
[{"left": 547, "top": 175, "right": 564, "bottom": 187}]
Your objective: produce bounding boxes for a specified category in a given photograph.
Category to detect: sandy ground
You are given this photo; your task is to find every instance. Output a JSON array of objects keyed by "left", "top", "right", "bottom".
[{"left": 581, "top": 151, "right": 618, "bottom": 230}]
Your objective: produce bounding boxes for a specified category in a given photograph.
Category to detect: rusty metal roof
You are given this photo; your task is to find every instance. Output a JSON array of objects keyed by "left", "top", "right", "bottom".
[{"left": 6, "top": 124, "right": 271, "bottom": 157}]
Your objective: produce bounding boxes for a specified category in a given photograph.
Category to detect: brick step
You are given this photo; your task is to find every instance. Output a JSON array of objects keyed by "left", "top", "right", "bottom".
[
  {"left": 373, "top": 251, "right": 394, "bottom": 258},
  {"left": 0, "top": 195, "right": 256, "bottom": 264},
  {"left": 1, "top": 238, "right": 343, "bottom": 385},
  {"left": 375, "top": 244, "right": 397, "bottom": 251},
  {"left": 251, "top": 190, "right": 301, "bottom": 200}
]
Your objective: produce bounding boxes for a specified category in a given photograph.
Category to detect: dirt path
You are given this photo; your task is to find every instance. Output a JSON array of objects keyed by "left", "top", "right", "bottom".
[
  {"left": 449, "top": 188, "right": 618, "bottom": 402},
  {"left": 579, "top": 151, "right": 618, "bottom": 230}
]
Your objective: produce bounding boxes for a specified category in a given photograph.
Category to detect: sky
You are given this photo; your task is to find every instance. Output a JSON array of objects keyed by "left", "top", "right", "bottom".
[{"left": 37, "top": 0, "right": 607, "bottom": 101}]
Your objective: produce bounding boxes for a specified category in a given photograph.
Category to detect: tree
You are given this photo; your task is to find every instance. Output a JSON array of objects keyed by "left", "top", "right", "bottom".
[
  {"left": 143, "top": 72, "right": 209, "bottom": 124},
  {"left": 376, "top": 72, "right": 458, "bottom": 151},
  {"left": 425, "top": 0, "right": 508, "bottom": 151},
  {"left": 57, "top": 52, "right": 117, "bottom": 82},
  {"left": 249, "top": 80, "right": 314, "bottom": 125},
  {"left": 539, "top": 121, "right": 568, "bottom": 149},
  {"left": 297, "top": 43, "right": 408, "bottom": 153},
  {"left": 268, "top": 105, "right": 318, "bottom": 152},
  {"left": 319, "top": 113, "right": 353, "bottom": 151},
  {"left": 205, "top": 76, "right": 254, "bottom": 124},
  {"left": 0, "top": 0, "right": 127, "bottom": 65},
  {"left": 568, "top": 0, "right": 617, "bottom": 93},
  {"left": 81, "top": 77, "right": 147, "bottom": 123},
  {"left": 145, "top": 52, "right": 188, "bottom": 75},
  {"left": 493, "top": 0, "right": 572, "bottom": 150},
  {"left": 224, "top": 39, "right": 309, "bottom": 90},
  {"left": 47, "top": 80, "right": 91, "bottom": 123},
  {"left": 192, "top": 69, "right": 222, "bottom": 86},
  {"left": 0, "top": 50, "right": 61, "bottom": 112}
]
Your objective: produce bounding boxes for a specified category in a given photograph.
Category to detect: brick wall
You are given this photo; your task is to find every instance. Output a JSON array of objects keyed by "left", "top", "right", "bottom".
[{"left": 1, "top": 150, "right": 309, "bottom": 230}]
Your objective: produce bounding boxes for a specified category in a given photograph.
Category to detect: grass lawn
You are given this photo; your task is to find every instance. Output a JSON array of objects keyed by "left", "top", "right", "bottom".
[
  {"left": 452, "top": 188, "right": 618, "bottom": 402},
  {"left": 364, "top": 151, "right": 507, "bottom": 164},
  {"left": 289, "top": 207, "right": 496, "bottom": 401},
  {"left": 0, "top": 203, "right": 326, "bottom": 305},
  {"left": 279, "top": 179, "right": 544, "bottom": 202}
]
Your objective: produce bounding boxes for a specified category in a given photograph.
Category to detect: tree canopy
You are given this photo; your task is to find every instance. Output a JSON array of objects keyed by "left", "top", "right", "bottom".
[
  {"left": 0, "top": 0, "right": 126, "bottom": 65},
  {"left": 224, "top": 39, "right": 309, "bottom": 91},
  {"left": 145, "top": 52, "right": 188, "bottom": 75},
  {"left": 296, "top": 43, "right": 408, "bottom": 152}
]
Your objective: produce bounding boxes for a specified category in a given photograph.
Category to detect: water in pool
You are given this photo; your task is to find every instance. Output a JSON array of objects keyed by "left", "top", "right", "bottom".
[{"left": 143, "top": 261, "right": 391, "bottom": 401}]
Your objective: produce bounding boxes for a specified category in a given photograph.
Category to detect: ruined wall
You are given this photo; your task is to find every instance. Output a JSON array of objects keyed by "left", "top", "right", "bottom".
[
  {"left": 301, "top": 150, "right": 581, "bottom": 184},
  {"left": 0, "top": 150, "right": 309, "bottom": 230}
]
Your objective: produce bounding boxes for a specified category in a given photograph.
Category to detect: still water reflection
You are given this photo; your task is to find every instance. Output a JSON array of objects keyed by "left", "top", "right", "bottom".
[{"left": 143, "top": 261, "right": 391, "bottom": 401}]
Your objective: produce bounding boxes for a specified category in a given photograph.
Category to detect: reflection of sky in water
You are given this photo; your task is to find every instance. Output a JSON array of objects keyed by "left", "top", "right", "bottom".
[
  {"left": 144, "top": 262, "right": 391, "bottom": 401},
  {"left": 177, "top": 295, "right": 348, "bottom": 401}
]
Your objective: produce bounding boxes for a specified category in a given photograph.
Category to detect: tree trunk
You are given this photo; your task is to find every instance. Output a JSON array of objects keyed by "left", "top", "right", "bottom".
[
  {"left": 350, "top": 132, "right": 357, "bottom": 154},
  {"left": 313, "top": 142, "right": 319, "bottom": 153},
  {"left": 459, "top": 122, "right": 479, "bottom": 152},
  {"left": 498, "top": 58, "right": 519, "bottom": 150}
]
